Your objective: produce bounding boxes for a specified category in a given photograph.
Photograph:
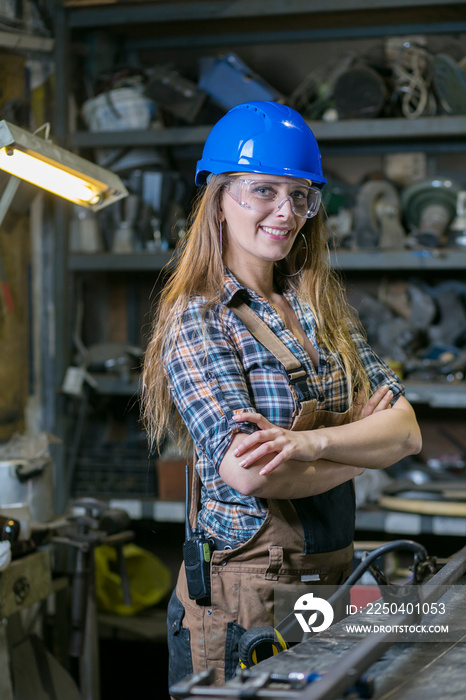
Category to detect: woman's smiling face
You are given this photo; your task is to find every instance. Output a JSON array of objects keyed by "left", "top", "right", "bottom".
[{"left": 220, "top": 174, "right": 308, "bottom": 270}]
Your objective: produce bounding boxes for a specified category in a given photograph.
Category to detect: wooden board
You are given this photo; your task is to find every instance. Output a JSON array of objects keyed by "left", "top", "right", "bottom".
[{"left": 378, "top": 496, "right": 466, "bottom": 517}]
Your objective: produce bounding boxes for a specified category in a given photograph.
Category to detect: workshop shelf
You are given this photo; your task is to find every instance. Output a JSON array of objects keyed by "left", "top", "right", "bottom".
[
  {"left": 330, "top": 249, "right": 466, "bottom": 271},
  {"left": 66, "top": 377, "right": 466, "bottom": 405},
  {"left": 71, "top": 116, "right": 466, "bottom": 154},
  {"left": 68, "top": 251, "right": 174, "bottom": 272},
  {"left": 356, "top": 507, "right": 466, "bottom": 537},
  {"left": 95, "top": 496, "right": 466, "bottom": 537},
  {"left": 69, "top": 249, "right": 466, "bottom": 273}
]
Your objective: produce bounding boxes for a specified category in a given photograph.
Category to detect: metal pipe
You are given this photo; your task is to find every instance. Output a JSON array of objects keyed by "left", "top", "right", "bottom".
[{"left": 0, "top": 176, "right": 21, "bottom": 230}]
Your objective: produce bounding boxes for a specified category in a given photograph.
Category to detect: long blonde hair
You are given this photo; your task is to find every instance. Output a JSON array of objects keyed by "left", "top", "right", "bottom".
[{"left": 141, "top": 174, "right": 370, "bottom": 454}]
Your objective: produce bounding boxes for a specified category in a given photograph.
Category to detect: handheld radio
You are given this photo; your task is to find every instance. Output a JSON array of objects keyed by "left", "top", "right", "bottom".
[{"left": 182, "top": 464, "right": 212, "bottom": 604}]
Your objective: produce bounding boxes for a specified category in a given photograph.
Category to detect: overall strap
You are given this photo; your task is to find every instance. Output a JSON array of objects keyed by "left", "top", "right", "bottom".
[
  {"left": 229, "top": 298, "right": 312, "bottom": 403},
  {"left": 190, "top": 298, "right": 317, "bottom": 528}
]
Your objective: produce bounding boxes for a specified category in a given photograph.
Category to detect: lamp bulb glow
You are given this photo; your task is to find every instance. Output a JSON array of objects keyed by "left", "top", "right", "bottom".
[{"left": 0, "top": 147, "right": 103, "bottom": 205}]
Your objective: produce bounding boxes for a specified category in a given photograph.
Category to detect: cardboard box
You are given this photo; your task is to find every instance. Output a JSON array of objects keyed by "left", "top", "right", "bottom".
[
  {"left": 157, "top": 459, "right": 190, "bottom": 501},
  {"left": 199, "top": 53, "right": 282, "bottom": 110},
  {"left": 0, "top": 549, "right": 52, "bottom": 618}
]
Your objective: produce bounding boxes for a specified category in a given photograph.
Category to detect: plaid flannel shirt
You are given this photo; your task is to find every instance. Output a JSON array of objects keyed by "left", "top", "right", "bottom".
[{"left": 165, "top": 269, "right": 403, "bottom": 544}]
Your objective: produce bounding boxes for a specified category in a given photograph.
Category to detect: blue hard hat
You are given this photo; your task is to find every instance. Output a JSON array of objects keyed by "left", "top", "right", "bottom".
[{"left": 195, "top": 101, "right": 326, "bottom": 188}]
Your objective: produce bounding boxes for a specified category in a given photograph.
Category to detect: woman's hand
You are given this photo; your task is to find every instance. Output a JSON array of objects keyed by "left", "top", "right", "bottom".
[
  {"left": 232, "top": 412, "right": 319, "bottom": 476},
  {"left": 350, "top": 384, "right": 394, "bottom": 421}
]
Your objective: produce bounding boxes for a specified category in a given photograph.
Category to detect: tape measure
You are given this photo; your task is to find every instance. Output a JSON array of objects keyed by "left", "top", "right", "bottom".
[{"left": 238, "top": 625, "right": 288, "bottom": 668}]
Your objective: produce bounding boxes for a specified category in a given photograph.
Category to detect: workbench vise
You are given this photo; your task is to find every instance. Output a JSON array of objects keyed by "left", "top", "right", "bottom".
[{"left": 53, "top": 498, "right": 134, "bottom": 658}]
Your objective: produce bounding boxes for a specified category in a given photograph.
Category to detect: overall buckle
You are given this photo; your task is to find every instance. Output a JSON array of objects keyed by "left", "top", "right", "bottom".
[{"left": 288, "top": 369, "right": 312, "bottom": 402}]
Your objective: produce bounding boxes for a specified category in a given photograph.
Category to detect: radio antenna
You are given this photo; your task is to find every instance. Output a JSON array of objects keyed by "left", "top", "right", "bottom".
[{"left": 185, "top": 464, "right": 192, "bottom": 539}]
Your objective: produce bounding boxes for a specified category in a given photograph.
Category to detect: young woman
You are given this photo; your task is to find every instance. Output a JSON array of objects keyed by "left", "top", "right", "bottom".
[{"left": 142, "top": 101, "right": 422, "bottom": 688}]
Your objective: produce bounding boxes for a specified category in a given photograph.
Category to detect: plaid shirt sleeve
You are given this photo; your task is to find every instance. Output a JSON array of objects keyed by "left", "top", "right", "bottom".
[
  {"left": 165, "top": 301, "right": 258, "bottom": 473},
  {"left": 351, "top": 327, "right": 405, "bottom": 400}
]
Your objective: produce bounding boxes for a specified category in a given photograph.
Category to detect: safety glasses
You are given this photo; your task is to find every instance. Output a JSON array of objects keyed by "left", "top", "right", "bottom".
[{"left": 226, "top": 178, "right": 322, "bottom": 219}]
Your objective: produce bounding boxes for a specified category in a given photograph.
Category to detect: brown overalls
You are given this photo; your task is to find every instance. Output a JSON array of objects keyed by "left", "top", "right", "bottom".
[{"left": 170, "top": 301, "right": 355, "bottom": 686}]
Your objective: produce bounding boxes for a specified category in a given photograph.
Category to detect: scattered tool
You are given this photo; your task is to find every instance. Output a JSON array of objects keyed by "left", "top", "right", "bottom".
[
  {"left": 53, "top": 498, "right": 133, "bottom": 700},
  {"left": 171, "top": 667, "right": 375, "bottom": 699},
  {"left": 238, "top": 626, "right": 288, "bottom": 669},
  {"left": 332, "top": 63, "right": 387, "bottom": 120},
  {"left": 385, "top": 37, "right": 434, "bottom": 119},
  {"left": 432, "top": 53, "right": 466, "bottom": 115},
  {"left": 402, "top": 178, "right": 461, "bottom": 248},
  {"left": 353, "top": 180, "right": 405, "bottom": 249}
]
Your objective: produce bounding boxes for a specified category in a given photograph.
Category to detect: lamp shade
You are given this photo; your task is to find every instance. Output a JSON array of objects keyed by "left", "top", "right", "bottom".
[{"left": 0, "top": 120, "right": 128, "bottom": 211}]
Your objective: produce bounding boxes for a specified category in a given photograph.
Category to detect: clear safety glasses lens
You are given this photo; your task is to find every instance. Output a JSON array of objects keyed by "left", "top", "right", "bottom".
[{"left": 227, "top": 179, "right": 322, "bottom": 218}]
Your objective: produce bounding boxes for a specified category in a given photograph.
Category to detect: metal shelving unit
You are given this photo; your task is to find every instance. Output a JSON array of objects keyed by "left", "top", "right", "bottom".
[
  {"left": 63, "top": 0, "right": 466, "bottom": 26},
  {"left": 54, "top": 0, "right": 466, "bottom": 143},
  {"left": 83, "top": 376, "right": 466, "bottom": 409},
  {"left": 103, "top": 497, "right": 466, "bottom": 533},
  {"left": 51, "top": 0, "right": 466, "bottom": 517},
  {"left": 68, "top": 251, "right": 174, "bottom": 271},
  {"left": 71, "top": 116, "right": 466, "bottom": 154},
  {"left": 404, "top": 383, "right": 466, "bottom": 409},
  {"left": 68, "top": 248, "right": 466, "bottom": 272},
  {"left": 62, "top": 0, "right": 466, "bottom": 43},
  {"left": 355, "top": 507, "right": 466, "bottom": 537},
  {"left": 330, "top": 249, "right": 466, "bottom": 270}
]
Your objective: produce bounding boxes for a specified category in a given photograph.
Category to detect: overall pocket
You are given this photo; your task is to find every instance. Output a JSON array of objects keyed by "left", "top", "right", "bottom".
[
  {"left": 224, "top": 621, "right": 247, "bottom": 680},
  {"left": 167, "top": 588, "right": 193, "bottom": 691}
]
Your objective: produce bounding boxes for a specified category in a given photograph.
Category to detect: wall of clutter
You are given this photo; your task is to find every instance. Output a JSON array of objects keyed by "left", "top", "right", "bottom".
[{"left": 60, "top": 20, "right": 466, "bottom": 498}]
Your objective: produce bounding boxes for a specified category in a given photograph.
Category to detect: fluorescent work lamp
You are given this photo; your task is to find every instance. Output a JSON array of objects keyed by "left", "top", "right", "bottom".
[{"left": 0, "top": 120, "right": 128, "bottom": 211}]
